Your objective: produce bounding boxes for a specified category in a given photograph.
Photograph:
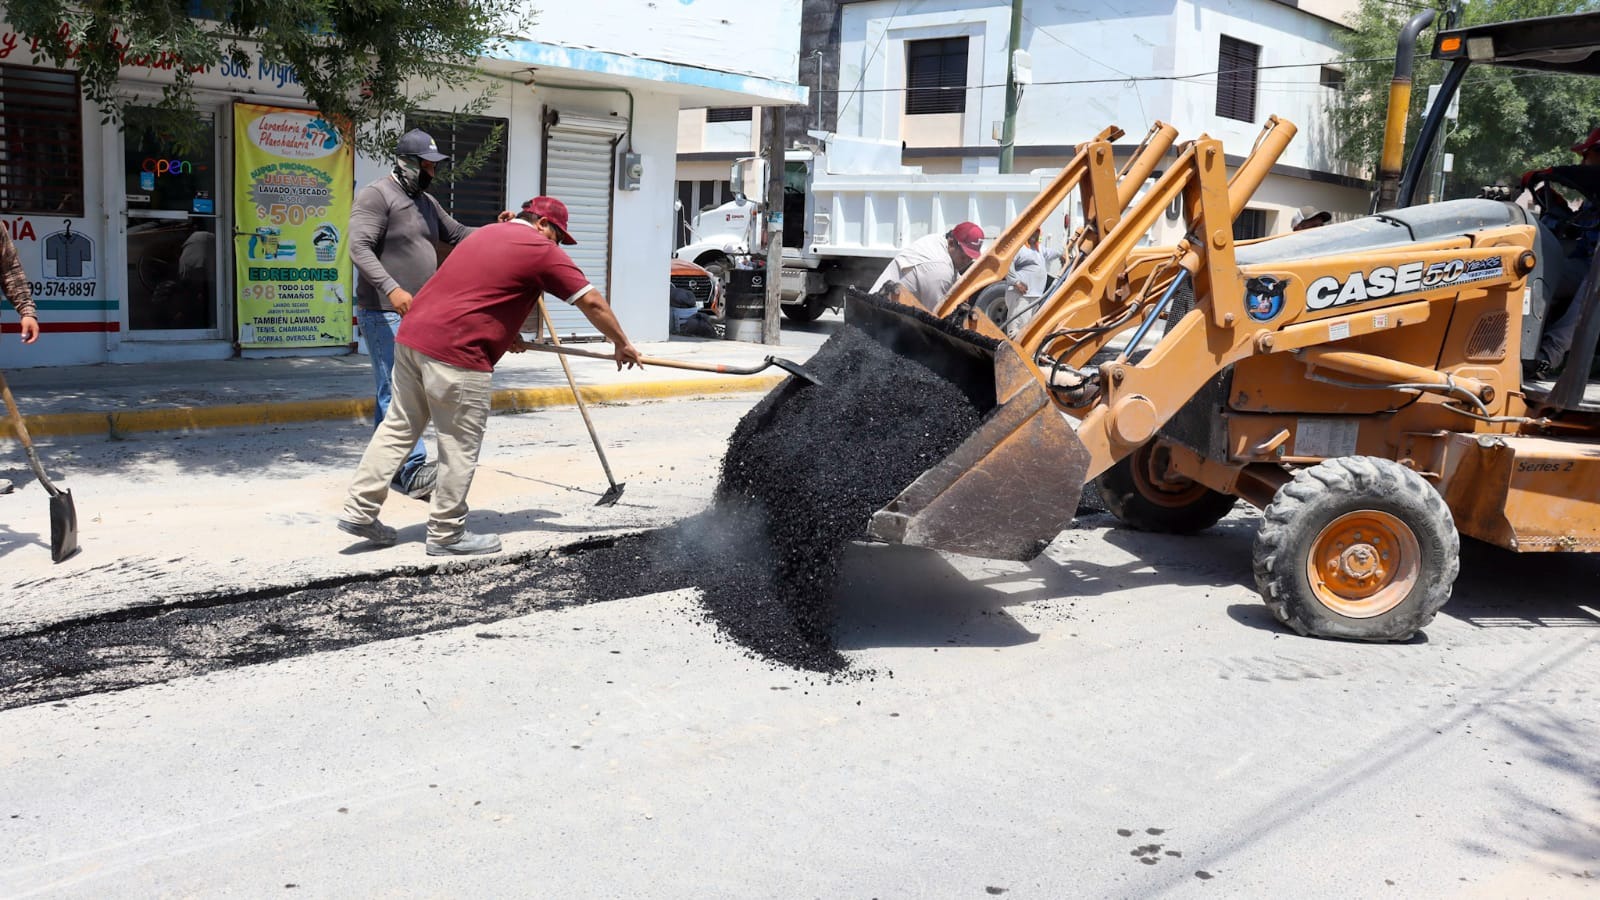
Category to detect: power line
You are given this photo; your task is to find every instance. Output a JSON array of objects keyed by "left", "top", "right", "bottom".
[{"left": 818, "top": 54, "right": 1406, "bottom": 94}]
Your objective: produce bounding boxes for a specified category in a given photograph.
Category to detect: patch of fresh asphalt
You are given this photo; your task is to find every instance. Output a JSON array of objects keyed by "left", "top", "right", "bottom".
[
  {"left": 1, "top": 312, "right": 999, "bottom": 706},
  {"left": 0, "top": 534, "right": 644, "bottom": 710}
]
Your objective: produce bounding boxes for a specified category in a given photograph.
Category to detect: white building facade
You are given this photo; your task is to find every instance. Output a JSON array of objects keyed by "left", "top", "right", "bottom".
[
  {"left": 677, "top": 0, "right": 1366, "bottom": 247},
  {"left": 0, "top": 0, "right": 805, "bottom": 368}
]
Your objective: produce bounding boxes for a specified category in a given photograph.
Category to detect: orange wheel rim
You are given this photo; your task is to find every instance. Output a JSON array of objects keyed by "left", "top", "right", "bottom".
[
  {"left": 1133, "top": 443, "right": 1209, "bottom": 508},
  {"left": 1306, "top": 510, "right": 1420, "bottom": 618}
]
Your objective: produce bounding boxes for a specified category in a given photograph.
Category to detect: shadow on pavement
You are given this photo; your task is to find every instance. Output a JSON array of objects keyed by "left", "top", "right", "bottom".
[
  {"left": 1446, "top": 539, "right": 1600, "bottom": 629},
  {"left": 833, "top": 515, "right": 1260, "bottom": 653},
  {"left": 0, "top": 520, "right": 47, "bottom": 560},
  {"left": 833, "top": 544, "right": 1040, "bottom": 652}
]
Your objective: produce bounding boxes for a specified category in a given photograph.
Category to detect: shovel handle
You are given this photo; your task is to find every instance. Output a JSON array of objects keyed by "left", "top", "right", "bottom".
[
  {"left": 0, "top": 370, "right": 62, "bottom": 496},
  {"left": 535, "top": 299, "right": 622, "bottom": 491},
  {"left": 519, "top": 340, "right": 768, "bottom": 376}
]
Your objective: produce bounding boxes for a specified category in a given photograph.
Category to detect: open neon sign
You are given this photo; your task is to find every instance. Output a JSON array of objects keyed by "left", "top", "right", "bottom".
[{"left": 143, "top": 158, "right": 195, "bottom": 176}]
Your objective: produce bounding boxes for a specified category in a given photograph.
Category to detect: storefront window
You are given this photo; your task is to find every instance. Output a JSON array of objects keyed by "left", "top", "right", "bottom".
[
  {"left": 123, "top": 108, "right": 218, "bottom": 331},
  {"left": 123, "top": 109, "right": 216, "bottom": 215}
]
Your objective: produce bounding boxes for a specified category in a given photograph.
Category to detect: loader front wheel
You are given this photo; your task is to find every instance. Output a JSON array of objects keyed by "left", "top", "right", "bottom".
[
  {"left": 1098, "top": 442, "right": 1236, "bottom": 533},
  {"left": 1253, "top": 456, "right": 1458, "bottom": 642}
]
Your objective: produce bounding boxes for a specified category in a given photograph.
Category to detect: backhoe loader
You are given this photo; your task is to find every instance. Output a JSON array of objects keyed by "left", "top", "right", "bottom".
[{"left": 837, "top": 11, "right": 1600, "bottom": 642}]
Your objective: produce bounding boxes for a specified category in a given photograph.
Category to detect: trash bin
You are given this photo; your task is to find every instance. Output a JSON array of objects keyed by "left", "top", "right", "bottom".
[{"left": 724, "top": 268, "right": 766, "bottom": 342}]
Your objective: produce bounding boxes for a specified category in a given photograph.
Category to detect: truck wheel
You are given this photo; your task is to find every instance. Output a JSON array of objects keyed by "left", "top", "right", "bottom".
[
  {"left": 1253, "top": 456, "right": 1459, "bottom": 642},
  {"left": 783, "top": 294, "right": 826, "bottom": 323},
  {"left": 975, "top": 283, "right": 1012, "bottom": 328},
  {"left": 697, "top": 252, "right": 733, "bottom": 287},
  {"left": 1097, "top": 442, "right": 1236, "bottom": 533}
]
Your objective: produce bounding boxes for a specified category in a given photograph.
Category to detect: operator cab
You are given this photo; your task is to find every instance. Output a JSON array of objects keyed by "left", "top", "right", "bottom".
[{"left": 1398, "top": 11, "right": 1600, "bottom": 412}]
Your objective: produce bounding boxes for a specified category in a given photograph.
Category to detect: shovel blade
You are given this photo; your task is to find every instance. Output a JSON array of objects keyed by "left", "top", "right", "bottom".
[
  {"left": 766, "top": 356, "right": 822, "bottom": 387},
  {"left": 595, "top": 482, "right": 626, "bottom": 507},
  {"left": 49, "top": 488, "right": 79, "bottom": 563},
  {"left": 846, "top": 290, "right": 1089, "bottom": 561}
]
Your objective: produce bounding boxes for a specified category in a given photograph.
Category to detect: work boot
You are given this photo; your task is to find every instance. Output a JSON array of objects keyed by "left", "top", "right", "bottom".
[
  {"left": 425, "top": 531, "right": 502, "bottom": 556},
  {"left": 1522, "top": 358, "right": 1557, "bottom": 383},
  {"left": 404, "top": 462, "right": 438, "bottom": 501},
  {"left": 338, "top": 517, "right": 398, "bottom": 546}
]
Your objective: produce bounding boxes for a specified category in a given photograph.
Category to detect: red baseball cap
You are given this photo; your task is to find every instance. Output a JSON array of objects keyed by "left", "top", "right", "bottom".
[
  {"left": 521, "top": 196, "right": 576, "bottom": 245},
  {"left": 1573, "top": 127, "right": 1600, "bottom": 155},
  {"left": 949, "top": 221, "right": 984, "bottom": 260}
]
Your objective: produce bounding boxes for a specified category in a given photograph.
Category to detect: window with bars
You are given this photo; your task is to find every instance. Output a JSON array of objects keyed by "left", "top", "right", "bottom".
[
  {"left": 1320, "top": 65, "right": 1345, "bottom": 91},
  {"left": 906, "top": 37, "right": 969, "bottom": 115},
  {"left": 0, "top": 64, "right": 83, "bottom": 216},
  {"left": 706, "top": 107, "right": 753, "bottom": 123},
  {"left": 1216, "top": 36, "right": 1260, "bottom": 123},
  {"left": 403, "top": 112, "right": 509, "bottom": 226}
]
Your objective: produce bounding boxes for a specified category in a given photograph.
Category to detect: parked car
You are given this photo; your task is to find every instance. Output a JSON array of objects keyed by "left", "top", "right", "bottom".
[{"left": 671, "top": 258, "right": 722, "bottom": 317}]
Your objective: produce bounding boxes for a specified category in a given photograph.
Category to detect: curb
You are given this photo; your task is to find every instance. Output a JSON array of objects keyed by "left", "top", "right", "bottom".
[{"left": 0, "top": 374, "right": 784, "bottom": 442}]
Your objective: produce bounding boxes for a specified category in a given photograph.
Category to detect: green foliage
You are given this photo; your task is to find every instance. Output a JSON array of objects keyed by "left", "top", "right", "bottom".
[
  {"left": 1331, "top": 0, "right": 1600, "bottom": 199},
  {"left": 5, "top": 0, "right": 530, "bottom": 159}
]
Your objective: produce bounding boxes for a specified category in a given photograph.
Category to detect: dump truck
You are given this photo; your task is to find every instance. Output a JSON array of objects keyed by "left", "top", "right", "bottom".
[
  {"left": 674, "top": 133, "right": 1079, "bottom": 323},
  {"left": 820, "top": 10, "right": 1600, "bottom": 642}
]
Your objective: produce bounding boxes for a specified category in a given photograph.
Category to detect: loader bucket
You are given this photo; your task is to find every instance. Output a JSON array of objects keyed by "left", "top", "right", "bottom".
[{"left": 846, "top": 291, "right": 1091, "bottom": 561}]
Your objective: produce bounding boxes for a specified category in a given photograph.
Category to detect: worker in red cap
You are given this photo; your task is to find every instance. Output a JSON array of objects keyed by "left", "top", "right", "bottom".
[
  {"left": 338, "top": 195, "right": 642, "bottom": 557},
  {"left": 869, "top": 221, "right": 985, "bottom": 311},
  {"left": 1526, "top": 126, "right": 1600, "bottom": 378}
]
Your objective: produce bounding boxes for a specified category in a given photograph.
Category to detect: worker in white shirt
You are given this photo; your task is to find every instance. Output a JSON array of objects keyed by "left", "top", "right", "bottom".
[{"left": 870, "top": 221, "right": 984, "bottom": 311}]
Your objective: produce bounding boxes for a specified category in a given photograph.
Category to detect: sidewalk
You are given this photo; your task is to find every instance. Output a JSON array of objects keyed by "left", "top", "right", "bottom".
[{"left": 1, "top": 315, "right": 840, "bottom": 440}]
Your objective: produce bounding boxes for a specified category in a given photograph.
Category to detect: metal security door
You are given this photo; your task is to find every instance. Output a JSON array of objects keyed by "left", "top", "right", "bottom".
[{"left": 540, "top": 110, "right": 625, "bottom": 339}]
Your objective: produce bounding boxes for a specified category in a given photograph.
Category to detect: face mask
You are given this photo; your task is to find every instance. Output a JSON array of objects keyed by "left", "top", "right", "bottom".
[{"left": 393, "top": 156, "right": 432, "bottom": 196}]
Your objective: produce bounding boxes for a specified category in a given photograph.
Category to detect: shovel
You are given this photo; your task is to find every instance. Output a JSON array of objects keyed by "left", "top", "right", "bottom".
[
  {"left": 520, "top": 342, "right": 822, "bottom": 387},
  {"left": 535, "top": 298, "right": 626, "bottom": 507},
  {"left": 0, "top": 370, "right": 79, "bottom": 562}
]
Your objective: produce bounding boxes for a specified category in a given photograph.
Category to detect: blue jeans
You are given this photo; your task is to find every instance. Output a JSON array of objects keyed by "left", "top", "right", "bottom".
[{"left": 358, "top": 307, "right": 428, "bottom": 489}]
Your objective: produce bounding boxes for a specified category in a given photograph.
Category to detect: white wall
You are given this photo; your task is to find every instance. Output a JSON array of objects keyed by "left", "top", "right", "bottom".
[
  {"left": 0, "top": 17, "right": 690, "bottom": 367},
  {"left": 1169, "top": 0, "right": 1350, "bottom": 175},
  {"left": 837, "top": 0, "right": 1351, "bottom": 179},
  {"left": 516, "top": 0, "right": 803, "bottom": 85}
]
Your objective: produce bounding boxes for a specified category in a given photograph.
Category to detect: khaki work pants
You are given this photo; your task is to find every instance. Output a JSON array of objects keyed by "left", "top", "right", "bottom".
[{"left": 342, "top": 343, "right": 492, "bottom": 545}]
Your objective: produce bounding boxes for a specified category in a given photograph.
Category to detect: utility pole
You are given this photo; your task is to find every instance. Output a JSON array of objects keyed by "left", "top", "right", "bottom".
[
  {"left": 763, "top": 105, "right": 785, "bottom": 345},
  {"left": 998, "top": 0, "right": 1023, "bottom": 173}
]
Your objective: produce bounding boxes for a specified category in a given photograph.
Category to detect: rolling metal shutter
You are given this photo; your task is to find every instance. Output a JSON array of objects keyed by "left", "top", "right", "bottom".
[{"left": 541, "top": 110, "right": 626, "bottom": 339}]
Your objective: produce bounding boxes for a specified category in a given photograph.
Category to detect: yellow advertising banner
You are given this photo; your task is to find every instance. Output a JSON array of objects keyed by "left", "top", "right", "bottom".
[{"left": 233, "top": 102, "right": 353, "bottom": 347}]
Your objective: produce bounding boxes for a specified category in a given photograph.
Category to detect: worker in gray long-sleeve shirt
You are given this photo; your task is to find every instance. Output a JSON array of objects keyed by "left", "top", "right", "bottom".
[{"left": 350, "top": 128, "right": 495, "bottom": 500}]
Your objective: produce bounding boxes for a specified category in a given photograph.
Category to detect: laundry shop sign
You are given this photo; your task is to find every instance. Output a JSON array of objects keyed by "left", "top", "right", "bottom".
[{"left": 0, "top": 25, "right": 300, "bottom": 87}]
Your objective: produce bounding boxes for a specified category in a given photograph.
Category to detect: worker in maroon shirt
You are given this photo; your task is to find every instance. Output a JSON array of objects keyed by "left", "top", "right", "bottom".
[{"left": 337, "top": 196, "right": 643, "bottom": 556}]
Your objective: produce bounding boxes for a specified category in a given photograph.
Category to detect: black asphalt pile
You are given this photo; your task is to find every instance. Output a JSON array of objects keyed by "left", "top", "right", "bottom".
[{"left": 683, "top": 319, "right": 986, "bottom": 670}]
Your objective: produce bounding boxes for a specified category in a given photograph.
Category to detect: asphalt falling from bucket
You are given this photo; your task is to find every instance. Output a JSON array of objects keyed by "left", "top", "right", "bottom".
[{"left": 663, "top": 321, "right": 984, "bottom": 671}]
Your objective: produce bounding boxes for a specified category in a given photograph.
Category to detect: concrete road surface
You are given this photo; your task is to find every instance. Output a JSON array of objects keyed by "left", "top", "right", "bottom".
[{"left": 2, "top": 383, "right": 1599, "bottom": 896}]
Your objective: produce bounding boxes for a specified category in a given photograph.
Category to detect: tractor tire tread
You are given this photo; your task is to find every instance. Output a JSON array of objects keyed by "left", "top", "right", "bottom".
[{"left": 1252, "top": 456, "right": 1458, "bottom": 642}]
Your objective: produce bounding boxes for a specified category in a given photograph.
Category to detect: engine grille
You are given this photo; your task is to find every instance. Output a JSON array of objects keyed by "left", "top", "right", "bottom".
[
  {"left": 671, "top": 274, "right": 717, "bottom": 312},
  {"left": 1465, "top": 311, "right": 1509, "bottom": 361}
]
